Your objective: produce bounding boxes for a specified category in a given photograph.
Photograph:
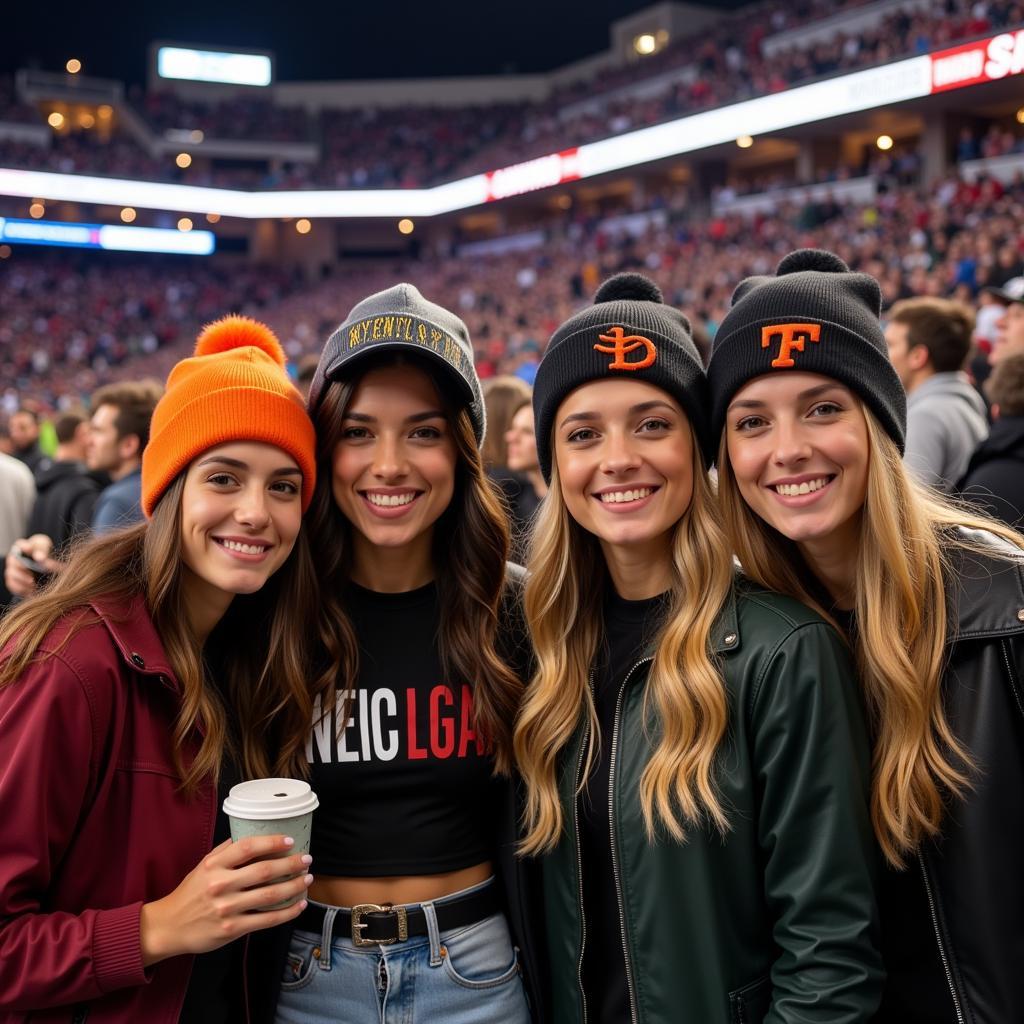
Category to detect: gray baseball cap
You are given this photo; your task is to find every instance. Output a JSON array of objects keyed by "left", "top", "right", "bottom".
[{"left": 307, "top": 283, "right": 485, "bottom": 444}]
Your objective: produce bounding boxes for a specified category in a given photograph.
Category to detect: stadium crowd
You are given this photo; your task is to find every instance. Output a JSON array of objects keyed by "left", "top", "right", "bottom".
[
  {"left": 1, "top": 0, "right": 1020, "bottom": 189},
  {"left": 5, "top": 167, "right": 1023, "bottom": 415}
]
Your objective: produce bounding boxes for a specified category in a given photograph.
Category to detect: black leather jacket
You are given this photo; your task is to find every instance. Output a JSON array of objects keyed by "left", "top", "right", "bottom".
[{"left": 875, "top": 531, "right": 1024, "bottom": 1024}]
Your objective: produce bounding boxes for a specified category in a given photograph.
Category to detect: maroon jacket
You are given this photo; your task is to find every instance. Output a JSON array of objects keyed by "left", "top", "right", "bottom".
[{"left": 0, "top": 594, "right": 218, "bottom": 1023}]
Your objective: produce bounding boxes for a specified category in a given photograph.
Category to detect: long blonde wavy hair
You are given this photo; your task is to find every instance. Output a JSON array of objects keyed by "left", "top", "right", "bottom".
[
  {"left": 514, "top": 427, "right": 735, "bottom": 854},
  {"left": 717, "top": 410, "right": 1024, "bottom": 867}
]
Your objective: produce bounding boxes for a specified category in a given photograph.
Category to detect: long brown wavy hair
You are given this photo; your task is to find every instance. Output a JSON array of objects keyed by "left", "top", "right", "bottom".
[
  {"left": 717, "top": 410, "right": 1024, "bottom": 867},
  {"left": 514, "top": 427, "right": 735, "bottom": 854},
  {"left": 303, "top": 352, "right": 522, "bottom": 774},
  {"left": 0, "top": 473, "right": 320, "bottom": 792}
]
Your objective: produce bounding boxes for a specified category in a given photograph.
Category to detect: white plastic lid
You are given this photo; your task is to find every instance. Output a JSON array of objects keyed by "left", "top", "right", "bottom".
[{"left": 222, "top": 778, "right": 319, "bottom": 820}]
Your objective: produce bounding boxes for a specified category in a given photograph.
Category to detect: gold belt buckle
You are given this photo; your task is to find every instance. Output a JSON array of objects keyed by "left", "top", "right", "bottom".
[{"left": 351, "top": 903, "right": 408, "bottom": 947}]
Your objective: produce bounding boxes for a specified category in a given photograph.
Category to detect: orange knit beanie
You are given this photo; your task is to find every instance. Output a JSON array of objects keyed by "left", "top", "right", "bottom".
[{"left": 141, "top": 316, "right": 316, "bottom": 517}]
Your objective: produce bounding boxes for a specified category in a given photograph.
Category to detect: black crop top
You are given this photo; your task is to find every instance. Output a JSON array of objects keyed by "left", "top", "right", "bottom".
[{"left": 306, "top": 581, "right": 499, "bottom": 876}]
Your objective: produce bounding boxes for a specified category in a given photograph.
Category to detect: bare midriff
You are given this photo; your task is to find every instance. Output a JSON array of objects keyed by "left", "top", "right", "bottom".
[{"left": 308, "top": 860, "right": 493, "bottom": 908}]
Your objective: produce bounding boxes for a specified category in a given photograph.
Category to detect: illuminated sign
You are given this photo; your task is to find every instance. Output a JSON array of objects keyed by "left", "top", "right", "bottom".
[
  {"left": 930, "top": 30, "right": 1024, "bottom": 92},
  {"left": 0, "top": 217, "right": 215, "bottom": 255},
  {"left": 157, "top": 46, "right": 272, "bottom": 87},
  {"left": 486, "top": 149, "right": 580, "bottom": 202}
]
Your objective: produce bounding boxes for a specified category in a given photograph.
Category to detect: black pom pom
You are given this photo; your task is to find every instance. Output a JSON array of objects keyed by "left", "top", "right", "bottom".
[
  {"left": 594, "top": 272, "right": 663, "bottom": 305},
  {"left": 776, "top": 249, "right": 850, "bottom": 276}
]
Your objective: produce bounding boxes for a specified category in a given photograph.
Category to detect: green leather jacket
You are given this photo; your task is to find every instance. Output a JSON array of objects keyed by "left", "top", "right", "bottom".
[{"left": 542, "top": 580, "right": 883, "bottom": 1024}]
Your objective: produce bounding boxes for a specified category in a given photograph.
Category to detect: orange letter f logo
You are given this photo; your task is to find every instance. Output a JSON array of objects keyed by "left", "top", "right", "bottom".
[
  {"left": 761, "top": 323, "right": 822, "bottom": 368},
  {"left": 593, "top": 327, "right": 657, "bottom": 371}
]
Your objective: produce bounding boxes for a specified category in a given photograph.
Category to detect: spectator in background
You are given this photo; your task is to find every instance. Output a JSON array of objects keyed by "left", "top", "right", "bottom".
[
  {"left": 0, "top": 423, "right": 12, "bottom": 457},
  {"left": 482, "top": 376, "right": 535, "bottom": 558},
  {"left": 481, "top": 375, "right": 532, "bottom": 471},
  {"left": 885, "top": 297, "right": 988, "bottom": 492},
  {"left": 959, "top": 353, "right": 1024, "bottom": 529},
  {"left": 4, "top": 382, "right": 162, "bottom": 600},
  {"left": 8, "top": 409, "right": 44, "bottom": 474},
  {"left": 295, "top": 354, "right": 320, "bottom": 400},
  {"left": 86, "top": 381, "right": 161, "bottom": 532},
  {"left": 502, "top": 398, "right": 547, "bottom": 563},
  {"left": 0, "top": 454, "right": 35, "bottom": 610},
  {"left": 27, "top": 410, "right": 105, "bottom": 557},
  {"left": 988, "top": 277, "right": 1024, "bottom": 368}
]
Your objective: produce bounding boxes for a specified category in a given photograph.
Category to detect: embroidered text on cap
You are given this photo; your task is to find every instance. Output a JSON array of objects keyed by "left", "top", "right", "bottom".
[
  {"left": 761, "top": 323, "right": 822, "bottom": 368},
  {"left": 593, "top": 327, "right": 658, "bottom": 371}
]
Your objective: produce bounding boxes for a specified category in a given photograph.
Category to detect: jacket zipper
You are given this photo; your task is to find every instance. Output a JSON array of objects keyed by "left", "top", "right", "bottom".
[
  {"left": 573, "top": 676, "right": 593, "bottom": 1024},
  {"left": 917, "top": 850, "right": 965, "bottom": 1024},
  {"left": 608, "top": 657, "right": 651, "bottom": 1024},
  {"left": 1001, "top": 639, "right": 1024, "bottom": 718}
]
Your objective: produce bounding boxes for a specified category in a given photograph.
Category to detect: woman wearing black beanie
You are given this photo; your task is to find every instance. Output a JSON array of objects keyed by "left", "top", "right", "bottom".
[
  {"left": 515, "top": 271, "right": 882, "bottom": 1023},
  {"left": 709, "top": 248, "right": 1024, "bottom": 1024}
]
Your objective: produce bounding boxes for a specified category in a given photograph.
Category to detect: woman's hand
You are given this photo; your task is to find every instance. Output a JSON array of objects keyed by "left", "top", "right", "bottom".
[{"left": 139, "top": 836, "right": 313, "bottom": 966}]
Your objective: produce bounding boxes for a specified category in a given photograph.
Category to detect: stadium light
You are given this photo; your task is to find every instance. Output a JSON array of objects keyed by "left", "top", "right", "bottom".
[
  {"left": 177, "top": 217, "right": 193, "bottom": 231},
  {"left": 66, "top": 59, "right": 82, "bottom": 74},
  {"left": 0, "top": 245, "right": 10, "bottom": 259},
  {"left": 296, "top": 218, "right": 312, "bottom": 234},
  {"left": 176, "top": 153, "right": 192, "bottom": 169},
  {"left": 47, "top": 112, "right": 65, "bottom": 130},
  {"left": 736, "top": 135, "right": 754, "bottom": 149},
  {"left": 157, "top": 46, "right": 272, "bottom": 87},
  {"left": 398, "top": 219, "right": 414, "bottom": 235},
  {"left": 29, "top": 202, "right": 45, "bottom": 219},
  {"left": 206, "top": 212, "right": 221, "bottom": 223},
  {"left": 120, "top": 207, "right": 136, "bottom": 223},
  {"left": 876, "top": 134, "right": 894, "bottom": 150},
  {"left": 0, "top": 216, "right": 215, "bottom": 255},
  {"left": 634, "top": 34, "right": 657, "bottom": 56}
]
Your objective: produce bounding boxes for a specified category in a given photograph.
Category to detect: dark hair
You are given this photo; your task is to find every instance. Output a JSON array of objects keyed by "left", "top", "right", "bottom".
[
  {"left": 987, "top": 353, "right": 1024, "bottom": 416},
  {"left": 54, "top": 409, "right": 87, "bottom": 445},
  {"left": 90, "top": 380, "right": 162, "bottom": 451},
  {"left": 888, "top": 297, "right": 974, "bottom": 374},
  {"left": 305, "top": 351, "right": 522, "bottom": 773},
  {"left": 13, "top": 407, "right": 39, "bottom": 424}
]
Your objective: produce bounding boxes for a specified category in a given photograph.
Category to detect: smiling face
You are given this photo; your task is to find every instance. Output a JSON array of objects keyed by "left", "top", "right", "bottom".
[
  {"left": 331, "top": 363, "right": 457, "bottom": 568},
  {"left": 724, "top": 372, "right": 869, "bottom": 554},
  {"left": 505, "top": 403, "right": 539, "bottom": 474},
  {"left": 553, "top": 378, "right": 694, "bottom": 561},
  {"left": 179, "top": 441, "right": 304, "bottom": 633}
]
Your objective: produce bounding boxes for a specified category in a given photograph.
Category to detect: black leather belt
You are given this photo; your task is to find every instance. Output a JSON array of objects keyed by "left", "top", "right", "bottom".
[{"left": 295, "top": 882, "right": 500, "bottom": 948}]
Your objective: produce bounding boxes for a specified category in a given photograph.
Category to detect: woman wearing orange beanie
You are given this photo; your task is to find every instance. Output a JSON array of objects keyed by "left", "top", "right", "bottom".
[{"left": 0, "top": 317, "right": 318, "bottom": 1024}]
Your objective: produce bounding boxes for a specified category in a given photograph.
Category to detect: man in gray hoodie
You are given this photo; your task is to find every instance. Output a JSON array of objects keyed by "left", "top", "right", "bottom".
[{"left": 885, "top": 297, "right": 988, "bottom": 493}]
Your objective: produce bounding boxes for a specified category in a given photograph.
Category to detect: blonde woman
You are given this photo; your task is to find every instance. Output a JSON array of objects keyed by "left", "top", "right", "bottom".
[
  {"left": 708, "top": 249, "right": 1024, "bottom": 1024},
  {"left": 515, "top": 273, "right": 882, "bottom": 1024}
]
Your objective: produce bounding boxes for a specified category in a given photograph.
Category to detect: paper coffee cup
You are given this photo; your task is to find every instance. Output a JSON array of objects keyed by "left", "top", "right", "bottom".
[{"left": 223, "top": 778, "right": 319, "bottom": 910}]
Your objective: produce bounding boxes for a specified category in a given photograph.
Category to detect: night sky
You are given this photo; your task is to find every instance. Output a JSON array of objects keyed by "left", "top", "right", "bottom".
[{"left": 2, "top": 0, "right": 749, "bottom": 85}]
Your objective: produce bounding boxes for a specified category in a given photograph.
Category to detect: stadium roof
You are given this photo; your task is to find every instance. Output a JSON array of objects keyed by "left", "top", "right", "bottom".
[{"left": 5, "top": 0, "right": 750, "bottom": 84}]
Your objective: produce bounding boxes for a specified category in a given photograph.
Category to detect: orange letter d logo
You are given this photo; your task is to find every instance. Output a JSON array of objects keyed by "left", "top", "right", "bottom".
[
  {"left": 761, "top": 323, "right": 822, "bottom": 368},
  {"left": 593, "top": 327, "right": 657, "bottom": 371}
]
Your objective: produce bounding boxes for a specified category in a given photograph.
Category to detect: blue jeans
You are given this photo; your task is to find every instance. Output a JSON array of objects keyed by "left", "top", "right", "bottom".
[{"left": 274, "top": 879, "right": 531, "bottom": 1024}]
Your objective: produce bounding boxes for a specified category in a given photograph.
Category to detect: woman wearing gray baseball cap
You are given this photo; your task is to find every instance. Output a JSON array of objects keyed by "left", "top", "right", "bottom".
[{"left": 272, "top": 284, "right": 537, "bottom": 1023}]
